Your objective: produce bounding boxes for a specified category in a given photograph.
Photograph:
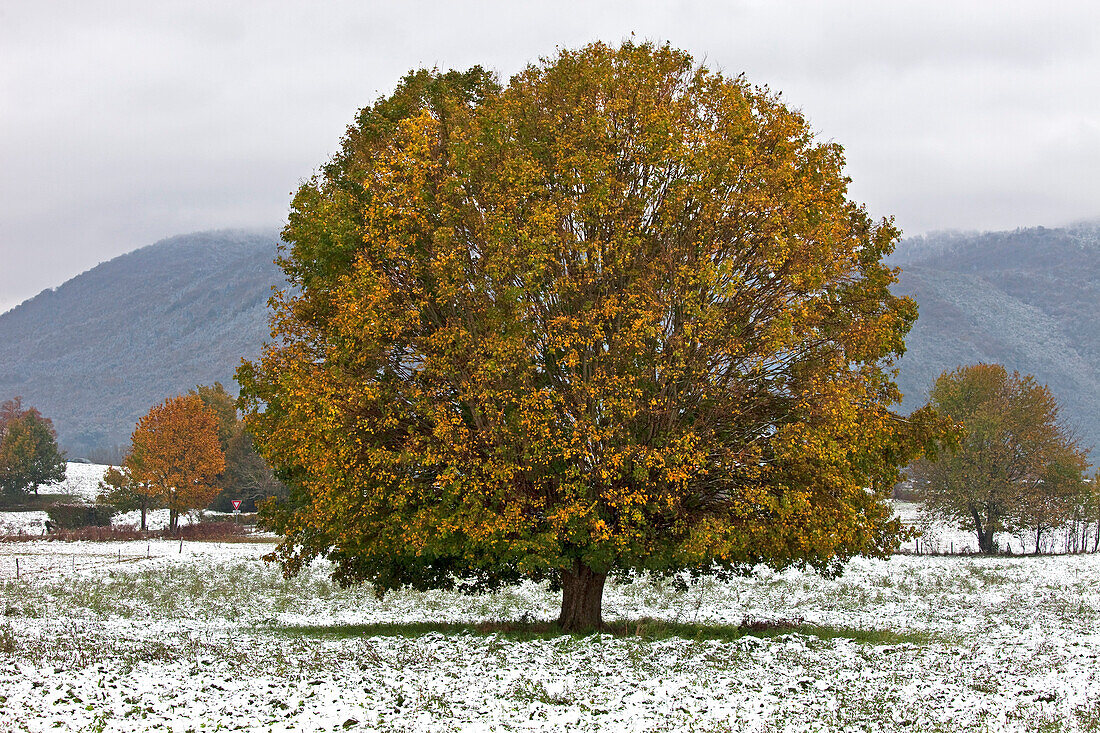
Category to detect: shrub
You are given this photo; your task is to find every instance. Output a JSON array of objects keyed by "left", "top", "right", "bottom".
[
  {"left": 45, "top": 503, "right": 116, "bottom": 529},
  {"left": 176, "top": 521, "right": 249, "bottom": 540}
]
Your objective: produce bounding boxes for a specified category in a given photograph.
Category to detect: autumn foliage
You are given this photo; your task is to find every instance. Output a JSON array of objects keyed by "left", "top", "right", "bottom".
[
  {"left": 239, "top": 42, "right": 941, "bottom": 629},
  {"left": 910, "top": 364, "right": 1089, "bottom": 554},
  {"left": 125, "top": 394, "right": 225, "bottom": 531},
  {"left": 0, "top": 397, "right": 66, "bottom": 497}
]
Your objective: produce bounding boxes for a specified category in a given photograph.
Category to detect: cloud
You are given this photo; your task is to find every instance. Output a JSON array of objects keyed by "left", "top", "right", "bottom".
[{"left": 2, "top": 0, "right": 1098, "bottom": 312}]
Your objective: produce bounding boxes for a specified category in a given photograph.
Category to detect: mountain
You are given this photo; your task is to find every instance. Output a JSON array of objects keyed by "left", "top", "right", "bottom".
[
  {"left": 890, "top": 224, "right": 1100, "bottom": 455},
  {"left": 0, "top": 230, "right": 284, "bottom": 457},
  {"left": 4, "top": 223, "right": 1100, "bottom": 460}
]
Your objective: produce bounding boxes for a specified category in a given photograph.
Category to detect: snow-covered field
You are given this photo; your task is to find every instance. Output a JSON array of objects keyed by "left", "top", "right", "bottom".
[
  {"left": 1, "top": 539, "right": 1099, "bottom": 732},
  {"left": 0, "top": 508, "right": 204, "bottom": 536},
  {"left": 892, "top": 501, "right": 1094, "bottom": 555},
  {"left": 893, "top": 500, "right": 1022, "bottom": 554},
  {"left": 37, "top": 462, "right": 111, "bottom": 502},
  {"left": 0, "top": 463, "right": 209, "bottom": 535}
]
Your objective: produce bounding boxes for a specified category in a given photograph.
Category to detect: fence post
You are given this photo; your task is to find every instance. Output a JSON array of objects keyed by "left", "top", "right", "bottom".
[{"left": 15, "top": 558, "right": 18, "bottom": 579}]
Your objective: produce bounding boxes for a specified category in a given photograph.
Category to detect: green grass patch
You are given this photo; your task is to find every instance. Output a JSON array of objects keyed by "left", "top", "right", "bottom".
[{"left": 263, "top": 617, "right": 934, "bottom": 646}]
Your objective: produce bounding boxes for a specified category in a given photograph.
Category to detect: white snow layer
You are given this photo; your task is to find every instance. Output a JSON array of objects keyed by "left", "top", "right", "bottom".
[
  {"left": 1, "top": 539, "right": 1098, "bottom": 732},
  {"left": 36, "top": 462, "right": 112, "bottom": 502}
]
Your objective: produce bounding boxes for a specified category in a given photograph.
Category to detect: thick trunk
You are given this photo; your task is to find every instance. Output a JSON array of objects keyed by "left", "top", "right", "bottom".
[
  {"left": 971, "top": 507, "right": 995, "bottom": 555},
  {"left": 558, "top": 560, "right": 607, "bottom": 632},
  {"left": 140, "top": 500, "right": 147, "bottom": 532},
  {"left": 169, "top": 508, "right": 178, "bottom": 532},
  {"left": 1034, "top": 527, "right": 1043, "bottom": 555}
]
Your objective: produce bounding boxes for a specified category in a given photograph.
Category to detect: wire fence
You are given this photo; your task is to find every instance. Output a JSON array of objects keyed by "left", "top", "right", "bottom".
[{"left": 1, "top": 540, "right": 190, "bottom": 581}]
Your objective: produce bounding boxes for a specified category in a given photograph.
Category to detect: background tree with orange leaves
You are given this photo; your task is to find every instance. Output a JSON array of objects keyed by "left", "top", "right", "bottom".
[
  {"left": 126, "top": 394, "right": 224, "bottom": 531},
  {"left": 239, "top": 42, "right": 944, "bottom": 630}
]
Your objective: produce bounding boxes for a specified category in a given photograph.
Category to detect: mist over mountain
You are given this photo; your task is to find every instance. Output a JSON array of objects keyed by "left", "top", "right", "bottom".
[
  {"left": 3, "top": 224, "right": 1099, "bottom": 460},
  {"left": 0, "top": 230, "right": 283, "bottom": 457},
  {"left": 891, "top": 224, "right": 1100, "bottom": 455}
]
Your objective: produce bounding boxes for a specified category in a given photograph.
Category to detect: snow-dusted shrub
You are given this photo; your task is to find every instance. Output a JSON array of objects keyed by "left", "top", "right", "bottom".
[{"left": 45, "top": 503, "right": 115, "bottom": 529}]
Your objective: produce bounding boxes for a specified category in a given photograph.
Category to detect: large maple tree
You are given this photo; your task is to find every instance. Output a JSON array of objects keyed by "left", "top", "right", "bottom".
[{"left": 239, "top": 42, "right": 940, "bottom": 629}]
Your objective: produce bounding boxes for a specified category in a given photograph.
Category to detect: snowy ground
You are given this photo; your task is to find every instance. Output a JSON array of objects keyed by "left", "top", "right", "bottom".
[
  {"left": 892, "top": 500, "right": 1023, "bottom": 554},
  {"left": 0, "top": 463, "right": 210, "bottom": 535},
  {"left": 1, "top": 540, "right": 1099, "bottom": 732},
  {"left": 892, "top": 501, "right": 1093, "bottom": 555},
  {"left": 0, "top": 508, "right": 204, "bottom": 537},
  {"left": 37, "top": 462, "right": 111, "bottom": 502}
]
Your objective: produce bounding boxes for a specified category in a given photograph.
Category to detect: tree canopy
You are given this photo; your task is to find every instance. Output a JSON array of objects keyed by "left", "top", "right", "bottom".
[
  {"left": 0, "top": 397, "right": 66, "bottom": 497},
  {"left": 97, "top": 465, "right": 160, "bottom": 531},
  {"left": 125, "top": 394, "right": 225, "bottom": 531},
  {"left": 910, "top": 363, "right": 1089, "bottom": 554},
  {"left": 190, "top": 382, "right": 287, "bottom": 512},
  {"left": 239, "top": 42, "right": 940, "bottom": 629}
]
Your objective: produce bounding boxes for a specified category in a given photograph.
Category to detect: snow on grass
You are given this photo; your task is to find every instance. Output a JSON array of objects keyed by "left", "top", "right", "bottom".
[
  {"left": 1, "top": 540, "right": 1099, "bottom": 731},
  {"left": 891, "top": 500, "right": 1091, "bottom": 555},
  {"left": 0, "top": 511, "right": 49, "bottom": 536},
  {"left": 35, "top": 462, "right": 112, "bottom": 502},
  {"left": 109, "top": 508, "right": 202, "bottom": 531}
]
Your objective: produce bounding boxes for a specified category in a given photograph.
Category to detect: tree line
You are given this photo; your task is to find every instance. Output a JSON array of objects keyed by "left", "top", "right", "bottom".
[
  {"left": 0, "top": 385, "right": 285, "bottom": 527},
  {"left": 100, "top": 383, "right": 286, "bottom": 530}
]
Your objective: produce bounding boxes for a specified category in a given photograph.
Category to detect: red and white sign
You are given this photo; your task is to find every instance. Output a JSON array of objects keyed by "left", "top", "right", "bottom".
[{"left": 231, "top": 500, "right": 242, "bottom": 511}]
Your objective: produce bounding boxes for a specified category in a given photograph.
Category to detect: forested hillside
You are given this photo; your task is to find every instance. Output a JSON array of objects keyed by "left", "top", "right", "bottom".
[
  {"left": 0, "top": 230, "right": 282, "bottom": 457},
  {"left": 3, "top": 224, "right": 1099, "bottom": 459},
  {"left": 891, "top": 224, "right": 1100, "bottom": 455}
]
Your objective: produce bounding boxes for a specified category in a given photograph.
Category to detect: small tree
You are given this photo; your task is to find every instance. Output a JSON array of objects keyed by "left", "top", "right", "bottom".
[
  {"left": 0, "top": 397, "right": 66, "bottom": 497},
  {"left": 125, "top": 395, "right": 225, "bottom": 531},
  {"left": 190, "top": 382, "right": 287, "bottom": 512},
  {"left": 189, "top": 383, "right": 238, "bottom": 448},
  {"left": 1088, "top": 476, "right": 1100, "bottom": 553},
  {"left": 97, "top": 466, "right": 160, "bottom": 531},
  {"left": 910, "top": 364, "right": 1089, "bottom": 554},
  {"left": 1014, "top": 447, "right": 1088, "bottom": 553},
  {"left": 1065, "top": 474, "right": 1100, "bottom": 554}
]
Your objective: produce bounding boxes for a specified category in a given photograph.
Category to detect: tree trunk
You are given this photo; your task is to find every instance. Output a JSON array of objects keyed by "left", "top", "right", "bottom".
[
  {"left": 140, "top": 499, "right": 147, "bottom": 532},
  {"left": 971, "top": 507, "right": 995, "bottom": 554},
  {"left": 558, "top": 560, "right": 607, "bottom": 632},
  {"left": 169, "top": 508, "right": 178, "bottom": 532}
]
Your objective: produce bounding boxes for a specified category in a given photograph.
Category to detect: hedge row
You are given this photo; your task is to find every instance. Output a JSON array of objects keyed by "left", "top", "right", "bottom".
[{"left": 45, "top": 504, "right": 116, "bottom": 529}]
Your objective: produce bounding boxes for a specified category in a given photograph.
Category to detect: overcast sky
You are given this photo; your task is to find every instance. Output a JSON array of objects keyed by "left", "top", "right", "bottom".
[{"left": 2, "top": 1, "right": 1098, "bottom": 313}]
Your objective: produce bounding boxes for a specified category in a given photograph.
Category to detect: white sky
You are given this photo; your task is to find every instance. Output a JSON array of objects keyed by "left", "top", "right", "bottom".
[{"left": 2, "top": 0, "right": 1098, "bottom": 313}]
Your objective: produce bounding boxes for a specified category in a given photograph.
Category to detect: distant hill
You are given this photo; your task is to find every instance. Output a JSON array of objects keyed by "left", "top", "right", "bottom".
[
  {"left": 890, "top": 224, "right": 1100, "bottom": 455},
  {"left": 0, "top": 230, "right": 283, "bottom": 457},
  {"left": 4, "top": 224, "right": 1100, "bottom": 461}
]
